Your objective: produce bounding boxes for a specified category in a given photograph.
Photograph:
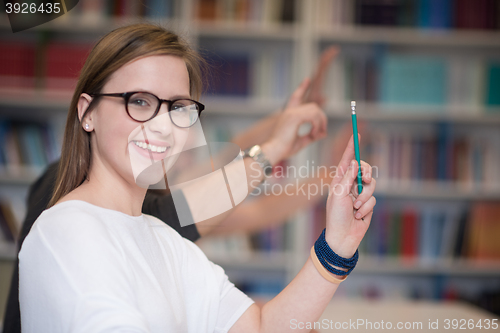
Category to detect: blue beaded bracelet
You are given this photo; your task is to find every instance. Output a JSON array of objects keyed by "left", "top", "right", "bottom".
[{"left": 314, "top": 229, "right": 359, "bottom": 277}]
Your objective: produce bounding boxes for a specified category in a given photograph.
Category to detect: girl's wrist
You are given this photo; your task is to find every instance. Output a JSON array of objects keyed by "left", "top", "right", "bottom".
[
  {"left": 261, "top": 140, "right": 284, "bottom": 166},
  {"left": 324, "top": 230, "right": 358, "bottom": 259},
  {"left": 312, "top": 229, "right": 359, "bottom": 281}
]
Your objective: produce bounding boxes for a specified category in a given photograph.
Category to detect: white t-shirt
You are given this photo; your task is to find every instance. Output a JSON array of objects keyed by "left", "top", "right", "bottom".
[{"left": 19, "top": 200, "right": 254, "bottom": 333}]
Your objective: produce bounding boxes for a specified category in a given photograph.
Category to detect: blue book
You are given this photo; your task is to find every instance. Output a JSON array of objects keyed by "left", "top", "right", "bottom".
[
  {"left": 436, "top": 122, "right": 451, "bottom": 181},
  {"left": 419, "top": 208, "right": 435, "bottom": 262},
  {"left": 417, "top": 0, "right": 430, "bottom": 27},
  {"left": 145, "top": 0, "right": 172, "bottom": 18},
  {"left": 40, "top": 124, "right": 60, "bottom": 163},
  {"left": 485, "top": 62, "right": 500, "bottom": 108},
  {"left": 19, "top": 125, "right": 46, "bottom": 167},
  {"left": 379, "top": 55, "right": 447, "bottom": 106},
  {"left": 417, "top": 0, "right": 452, "bottom": 29},
  {"left": 206, "top": 53, "right": 250, "bottom": 97},
  {"left": 0, "top": 121, "right": 8, "bottom": 167},
  {"left": 431, "top": 211, "right": 446, "bottom": 258}
]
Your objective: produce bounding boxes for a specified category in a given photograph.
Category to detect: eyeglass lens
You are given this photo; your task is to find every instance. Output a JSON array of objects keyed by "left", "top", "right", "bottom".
[{"left": 127, "top": 92, "right": 199, "bottom": 127}]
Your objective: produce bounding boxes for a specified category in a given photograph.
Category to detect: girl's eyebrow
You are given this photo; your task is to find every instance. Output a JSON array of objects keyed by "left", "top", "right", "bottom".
[
  {"left": 168, "top": 95, "right": 192, "bottom": 100},
  {"left": 133, "top": 89, "right": 191, "bottom": 100}
]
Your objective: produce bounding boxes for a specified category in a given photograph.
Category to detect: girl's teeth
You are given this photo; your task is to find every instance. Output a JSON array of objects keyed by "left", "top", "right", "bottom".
[{"left": 134, "top": 141, "right": 167, "bottom": 153}]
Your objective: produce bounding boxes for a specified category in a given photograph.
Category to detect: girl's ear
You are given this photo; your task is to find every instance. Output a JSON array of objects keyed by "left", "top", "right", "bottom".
[{"left": 78, "top": 93, "right": 94, "bottom": 132}]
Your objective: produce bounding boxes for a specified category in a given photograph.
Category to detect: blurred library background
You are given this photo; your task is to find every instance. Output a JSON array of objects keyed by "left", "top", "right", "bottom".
[{"left": 1, "top": 0, "right": 500, "bottom": 326}]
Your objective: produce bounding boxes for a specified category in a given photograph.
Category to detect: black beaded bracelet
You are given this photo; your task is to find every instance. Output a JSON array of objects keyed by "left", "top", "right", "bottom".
[{"left": 314, "top": 229, "right": 359, "bottom": 277}]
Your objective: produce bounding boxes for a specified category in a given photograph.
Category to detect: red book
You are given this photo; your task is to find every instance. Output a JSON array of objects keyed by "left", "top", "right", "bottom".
[
  {"left": 401, "top": 208, "right": 418, "bottom": 258},
  {"left": 44, "top": 42, "right": 93, "bottom": 91},
  {"left": 454, "top": 0, "right": 497, "bottom": 30},
  {"left": 113, "top": 0, "right": 126, "bottom": 17},
  {"left": 198, "top": 0, "right": 218, "bottom": 21},
  {"left": 0, "top": 41, "right": 36, "bottom": 89}
]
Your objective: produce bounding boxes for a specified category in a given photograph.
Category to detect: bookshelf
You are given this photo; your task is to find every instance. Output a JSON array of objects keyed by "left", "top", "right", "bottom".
[
  {"left": 0, "top": 0, "right": 499, "bottom": 312},
  {"left": 317, "top": 26, "right": 500, "bottom": 47}
]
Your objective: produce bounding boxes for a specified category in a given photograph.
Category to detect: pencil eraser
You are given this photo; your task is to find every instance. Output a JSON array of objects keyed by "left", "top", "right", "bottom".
[{"left": 351, "top": 101, "right": 356, "bottom": 107}]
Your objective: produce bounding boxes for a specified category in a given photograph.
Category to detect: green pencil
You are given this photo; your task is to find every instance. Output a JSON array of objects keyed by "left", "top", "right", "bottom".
[{"left": 351, "top": 101, "right": 363, "bottom": 194}]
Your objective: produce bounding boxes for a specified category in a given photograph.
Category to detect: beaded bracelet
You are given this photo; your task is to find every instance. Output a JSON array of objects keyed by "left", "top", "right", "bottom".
[
  {"left": 310, "top": 247, "right": 347, "bottom": 284},
  {"left": 313, "top": 228, "right": 359, "bottom": 277}
]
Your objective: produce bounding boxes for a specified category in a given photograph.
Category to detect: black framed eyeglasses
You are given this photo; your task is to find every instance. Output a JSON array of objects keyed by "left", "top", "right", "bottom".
[{"left": 89, "top": 91, "right": 205, "bottom": 128}]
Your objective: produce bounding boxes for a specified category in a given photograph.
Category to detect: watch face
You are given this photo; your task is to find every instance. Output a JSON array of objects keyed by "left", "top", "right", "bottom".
[
  {"left": 249, "top": 145, "right": 261, "bottom": 157},
  {"left": 244, "top": 145, "right": 271, "bottom": 178}
]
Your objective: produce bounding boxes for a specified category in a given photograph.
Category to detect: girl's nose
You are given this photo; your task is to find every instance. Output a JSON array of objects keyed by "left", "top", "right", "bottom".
[{"left": 146, "top": 104, "right": 173, "bottom": 135}]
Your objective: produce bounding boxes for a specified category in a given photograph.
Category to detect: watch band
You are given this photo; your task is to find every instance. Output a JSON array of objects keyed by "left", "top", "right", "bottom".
[{"left": 243, "top": 145, "right": 273, "bottom": 178}]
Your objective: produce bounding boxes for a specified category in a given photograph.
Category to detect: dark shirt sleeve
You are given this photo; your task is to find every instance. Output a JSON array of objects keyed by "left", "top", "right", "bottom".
[{"left": 142, "top": 190, "right": 200, "bottom": 243}]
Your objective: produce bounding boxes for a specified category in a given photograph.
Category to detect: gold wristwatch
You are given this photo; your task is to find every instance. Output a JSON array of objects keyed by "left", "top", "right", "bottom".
[{"left": 243, "top": 145, "right": 273, "bottom": 178}]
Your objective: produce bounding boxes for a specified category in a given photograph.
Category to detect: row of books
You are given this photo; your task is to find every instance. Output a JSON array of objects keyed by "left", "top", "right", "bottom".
[
  {"left": 365, "top": 123, "right": 499, "bottom": 187},
  {"left": 314, "top": 0, "right": 500, "bottom": 30},
  {"left": 325, "top": 52, "right": 500, "bottom": 109},
  {"left": 196, "top": 0, "right": 295, "bottom": 25},
  {"left": 198, "top": 190, "right": 500, "bottom": 262},
  {"left": 0, "top": 40, "right": 92, "bottom": 94},
  {"left": 2, "top": 41, "right": 499, "bottom": 110},
  {"left": 205, "top": 49, "right": 292, "bottom": 101},
  {"left": 73, "top": 0, "right": 499, "bottom": 31},
  {"left": 0, "top": 199, "right": 19, "bottom": 243},
  {"left": 310, "top": 199, "right": 500, "bottom": 261},
  {"left": 0, "top": 121, "right": 60, "bottom": 172},
  {"left": 65, "top": 0, "right": 295, "bottom": 24},
  {"left": 67, "top": 0, "right": 177, "bottom": 20},
  {"left": 0, "top": 38, "right": 294, "bottom": 102}
]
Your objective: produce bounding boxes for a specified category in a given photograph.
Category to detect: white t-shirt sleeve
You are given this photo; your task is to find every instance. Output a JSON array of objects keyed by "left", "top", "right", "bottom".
[
  {"left": 182, "top": 240, "right": 254, "bottom": 333},
  {"left": 19, "top": 209, "right": 150, "bottom": 333},
  {"left": 212, "top": 261, "right": 254, "bottom": 333}
]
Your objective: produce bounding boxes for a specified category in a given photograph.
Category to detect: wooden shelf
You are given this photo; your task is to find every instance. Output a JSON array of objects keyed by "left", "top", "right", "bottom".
[
  {"left": 204, "top": 251, "right": 291, "bottom": 271},
  {"left": 0, "top": 168, "right": 42, "bottom": 185},
  {"left": 374, "top": 182, "right": 500, "bottom": 201},
  {"left": 2, "top": 94, "right": 500, "bottom": 125},
  {"left": 326, "top": 103, "right": 500, "bottom": 125},
  {"left": 318, "top": 26, "right": 500, "bottom": 48},
  {"left": 0, "top": 92, "right": 69, "bottom": 110},
  {"left": 193, "top": 21, "right": 297, "bottom": 40},
  {"left": 200, "top": 97, "right": 283, "bottom": 116},
  {"left": 356, "top": 255, "right": 500, "bottom": 277},
  {"left": 200, "top": 98, "right": 500, "bottom": 123}
]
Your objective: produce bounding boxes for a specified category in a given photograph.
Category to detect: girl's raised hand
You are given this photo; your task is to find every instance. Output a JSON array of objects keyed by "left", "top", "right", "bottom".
[{"left": 324, "top": 135, "right": 376, "bottom": 258}]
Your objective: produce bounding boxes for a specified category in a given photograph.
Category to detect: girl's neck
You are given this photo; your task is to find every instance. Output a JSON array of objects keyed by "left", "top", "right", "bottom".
[{"left": 60, "top": 161, "right": 147, "bottom": 217}]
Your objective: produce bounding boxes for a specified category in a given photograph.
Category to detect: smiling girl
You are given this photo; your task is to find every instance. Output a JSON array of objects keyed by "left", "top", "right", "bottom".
[{"left": 19, "top": 24, "right": 376, "bottom": 333}]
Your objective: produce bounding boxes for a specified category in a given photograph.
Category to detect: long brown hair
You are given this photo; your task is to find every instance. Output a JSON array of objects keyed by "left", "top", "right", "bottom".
[{"left": 49, "top": 23, "right": 204, "bottom": 207}]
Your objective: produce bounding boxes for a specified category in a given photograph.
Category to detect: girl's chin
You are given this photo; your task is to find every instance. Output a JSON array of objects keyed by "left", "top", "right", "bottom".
[{"left": 130, "top": 160, "right": 164, "bottom": 188}]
